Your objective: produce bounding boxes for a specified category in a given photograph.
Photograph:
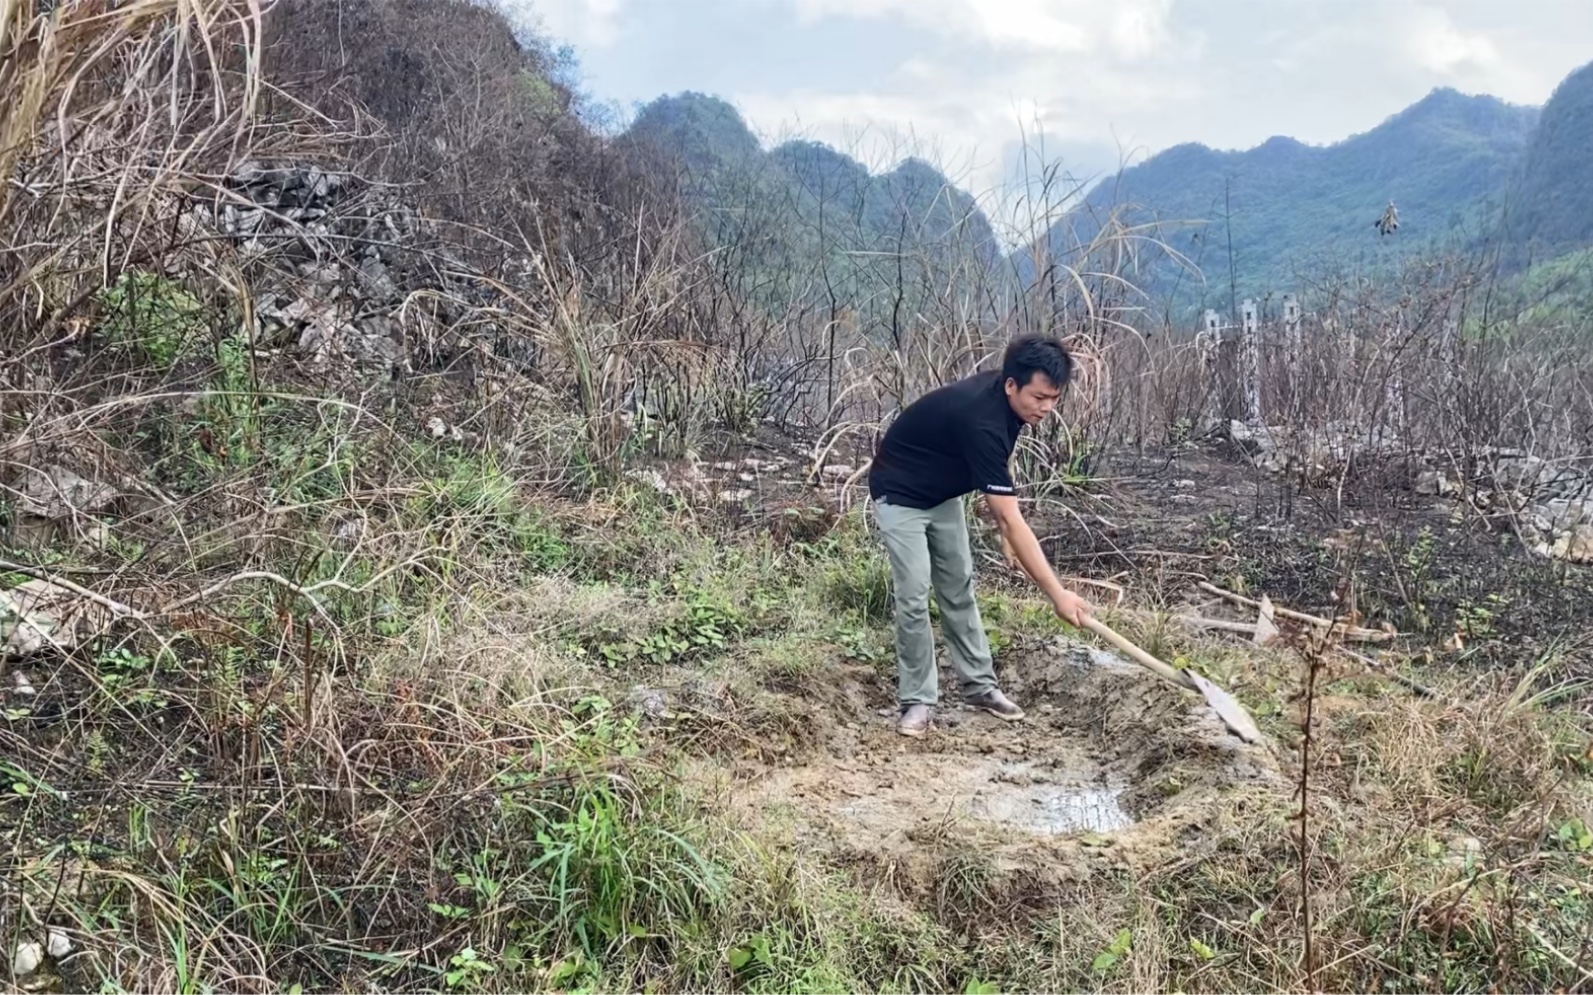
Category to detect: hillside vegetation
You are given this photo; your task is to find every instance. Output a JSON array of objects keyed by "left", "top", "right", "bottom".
[
  {"left": 1, "top": 3, "right": 1591, "bottom": 994},
  {"left": 1507, "top": 60, "right": 1593, "bottom": 262}
]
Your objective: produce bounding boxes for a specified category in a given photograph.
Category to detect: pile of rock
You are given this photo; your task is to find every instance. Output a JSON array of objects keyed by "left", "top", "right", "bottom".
[
  {"left": 623, "top": 453, "right": 802, "bottom": 506},
  {"left": 1228, "top": 422, "right": 1593, "bottom": 565},
  {"left": 1416, "top": 451, "right": 1593, "bottom": 562},
  {"left": 1474, "top": 451, "right": 1593, "bottom": 563},
  {"left": 190, "top": 160, "right": 536, "bottom": 376},
  {"left": 1227, "top": 419, "right": 1408, "bottom": 476}
]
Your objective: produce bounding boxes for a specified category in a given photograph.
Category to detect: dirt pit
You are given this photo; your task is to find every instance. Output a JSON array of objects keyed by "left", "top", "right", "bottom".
[{"left": 726, "top": 637, "right": 1286, "bottom": 895}]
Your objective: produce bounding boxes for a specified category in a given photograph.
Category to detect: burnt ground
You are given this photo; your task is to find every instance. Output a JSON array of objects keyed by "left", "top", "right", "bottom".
[
  {"left": 1010, "top": 442, "right": 1593, "bottom": 678},
  {"left": 673, "top": 423, "right": 1593, "bottom": 678}
]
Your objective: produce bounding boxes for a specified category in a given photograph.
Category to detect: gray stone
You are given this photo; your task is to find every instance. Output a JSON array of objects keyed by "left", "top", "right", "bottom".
[
  {"left": 629, "top": 686, "right": 669, "bottom": 720},
  {"left": 19, "top": 465, "right": 119, "bottom": 520},
  {"left": 46, "top": 928, "right": 72, "bottom": 959},
  {"left": 356, "top": 257, "right": 399, "bottom": 302},
  {"left": 625, "top": 468, "right": 672, "bottom": 494},
  {"left": 1415, "top": 470, "right": 1456, "bottom": 497}
]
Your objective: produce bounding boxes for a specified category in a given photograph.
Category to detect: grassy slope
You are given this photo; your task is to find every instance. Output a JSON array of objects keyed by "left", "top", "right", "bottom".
[{"left": 7, "top": 393, "right": 1592, "bottom": 992}]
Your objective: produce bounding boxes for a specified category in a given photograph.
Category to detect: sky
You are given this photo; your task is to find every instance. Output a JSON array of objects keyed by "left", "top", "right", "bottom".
[{"left": 503, "top": 0, "right": 1593, "bottom": 224}]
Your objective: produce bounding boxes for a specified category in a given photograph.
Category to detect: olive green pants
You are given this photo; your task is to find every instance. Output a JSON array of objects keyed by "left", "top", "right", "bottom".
[{"left": 873, "top": 496, "right": 998, "bottom": 706}]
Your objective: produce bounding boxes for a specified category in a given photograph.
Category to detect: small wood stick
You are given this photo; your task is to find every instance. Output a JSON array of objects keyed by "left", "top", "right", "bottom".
[{"left": 1197, "top": 581, "right": 1396, "bottom": 642}]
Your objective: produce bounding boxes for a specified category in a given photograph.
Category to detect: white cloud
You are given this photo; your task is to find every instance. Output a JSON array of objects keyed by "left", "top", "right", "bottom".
[
  {"left": 732, "top": 0, "right": 1201, "bottom": 231},
  {"left": 511, "top": 0, "right": 627, "bottom": 49},
  {"left": 1403, "top": 5, "right": 1501, "bottom": 75},
  {"left": 788, "top": 0, "right": 1180, "bottom": 57},
  {"left": 1108, "top": 0, "right": 1177, "bottom": 60}
]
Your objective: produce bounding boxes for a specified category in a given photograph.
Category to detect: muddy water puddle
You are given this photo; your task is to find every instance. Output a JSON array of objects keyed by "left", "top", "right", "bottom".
[
  {"left": 826, "top": 755, "right": 1138, "bottom": 839},
  {"left": 968, "top": 764, "right": 1134, "bottom": 835}
]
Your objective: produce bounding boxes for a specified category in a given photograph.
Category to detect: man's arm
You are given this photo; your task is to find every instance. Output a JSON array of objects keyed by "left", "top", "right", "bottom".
[
  {"left": 977, "top": 494, "right": 1019, "bottom": 568},
  {"left": 962, "top": 423, "right": 1092, "bottom": 626},
  {"left": 985, "top": 493, "right": 1092, "bottom": 627}
]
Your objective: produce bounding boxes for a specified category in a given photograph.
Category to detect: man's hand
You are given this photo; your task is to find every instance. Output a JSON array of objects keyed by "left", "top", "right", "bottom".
[{"left": 1052, "top": 589, "right": 1093, "bottom": 628}]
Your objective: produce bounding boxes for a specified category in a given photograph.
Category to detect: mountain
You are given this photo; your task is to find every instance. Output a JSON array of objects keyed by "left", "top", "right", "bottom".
[
  {"left": 620, "top": 92, "right": 1003, "bottom": 337},
  {"left": 623, "top": 92, "right": 999, "bottom": 258},
  {"left": 1506, "top": 59, "right": 1593, "bottom": 261},
  {"left": 623, "top": 65, "right": 1593, "bottom": 331},
  {"left": 621, "top": 91, "right": 765, "bottom": 196},
  {"left": 1031, "top": 87, "right": 1541, "bottom": 311}
]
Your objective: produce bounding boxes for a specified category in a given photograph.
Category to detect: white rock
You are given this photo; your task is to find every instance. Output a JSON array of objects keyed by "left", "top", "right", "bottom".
[
  {"left": 1174, "top": 479, "right": 1196, "bottom": 490},
  {"left": 719, "top": 489, "right": 753, "bottom": 504},
  {"left": 12, "top": 671, "right": 35, "bottom": 696},
  {"left": 1543, "top": 498, "right": 1576, "bottom": 527},
  {"left": 78, "top": 520, "right": 111, "bottom": 551},
  {"left": 46, "top": 929, "right": 71, "bottom": 958},
  {"left": 1551, "top": 525, "right": 1593, "bottom": 564},
  {"left": 11, "top": 941, "right": 43, "bottom": 977},
  {"left": 1444, "top": 835, "right": 1482, "bottom": 867},
  {"left": 737, "top": 473, "right": 756, "bottom": 483},
  {"left": 624, "top": 468, "right": 672, "bottom": 495},
  {"left": 19, "top": 465, "right": 120, "bottom": 520},
  {"left": 425, "top": 416, "right": 448, "bottom": 439},
  {"left": 2, "top": 580, "right": 114, "bottom": 659},
  {"left": 1415, "top": 470, "right": 1453, "bottom": 496}
]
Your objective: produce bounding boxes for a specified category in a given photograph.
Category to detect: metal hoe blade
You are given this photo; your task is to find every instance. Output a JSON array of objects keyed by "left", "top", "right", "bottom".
[
  {"left": 1187, "top": 671, "right": 1263, "bottom": 744},
  {"left": 1082, "top": 615, "right": 1264, "bottom": 745}
]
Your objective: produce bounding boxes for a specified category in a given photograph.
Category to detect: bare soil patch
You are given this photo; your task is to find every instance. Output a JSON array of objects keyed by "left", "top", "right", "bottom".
[{"left": 716, "top": 636, "right": 1285, "bottom": 903}]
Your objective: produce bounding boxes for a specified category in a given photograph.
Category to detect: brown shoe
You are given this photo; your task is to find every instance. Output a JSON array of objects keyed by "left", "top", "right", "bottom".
[
  {"left": 966, "top": 688, "right": 1024, "bottom": 721},
  {"left": 897, "top": 703, "right": 933, "bottom": 737}
]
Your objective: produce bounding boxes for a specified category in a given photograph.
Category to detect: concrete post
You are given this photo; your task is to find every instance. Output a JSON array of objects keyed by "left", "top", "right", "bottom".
[{"left": 1240, "top": 298, "right": 1261, "bottom": 424}]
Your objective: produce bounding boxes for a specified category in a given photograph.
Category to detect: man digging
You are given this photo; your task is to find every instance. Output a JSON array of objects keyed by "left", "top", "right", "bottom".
[{"left": 867, "top": 334, "right": 1094, "bottom": 737}]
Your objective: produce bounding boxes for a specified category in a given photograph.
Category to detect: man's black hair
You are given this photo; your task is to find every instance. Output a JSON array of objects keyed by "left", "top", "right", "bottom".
[{"left": 1001, "top": 334, "right": 1072, "bottom": 390}]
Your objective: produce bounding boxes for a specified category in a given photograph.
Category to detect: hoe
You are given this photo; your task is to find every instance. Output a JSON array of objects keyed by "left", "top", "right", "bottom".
[{"left": 1082, "top": 615, "right": 1264, "bottom": 745}]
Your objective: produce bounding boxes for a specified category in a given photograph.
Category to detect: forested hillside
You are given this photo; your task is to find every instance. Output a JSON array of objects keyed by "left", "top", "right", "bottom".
[
  {"left": 1026, "top": 87, "right": 1540, "bottom": 310},
  {"left": 648, "top": 65, "right": 1593, "bottom": 321},
  {"left": 619, "top": 92, "right": 1006, "bottom": 344},
  {"left": 1506, "top": 59, "right": 1593, "bottom": 262}
]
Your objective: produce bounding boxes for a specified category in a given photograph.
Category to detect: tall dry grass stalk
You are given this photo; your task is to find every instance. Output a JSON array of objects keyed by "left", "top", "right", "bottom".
[{"left": 0, "top": 0, "right": 265, "bottom": 326}]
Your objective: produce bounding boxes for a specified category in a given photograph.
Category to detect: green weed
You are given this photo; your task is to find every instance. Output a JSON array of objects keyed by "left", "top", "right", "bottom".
[{"left": 94, "top": 269, "right": 208, "bottom": 370}]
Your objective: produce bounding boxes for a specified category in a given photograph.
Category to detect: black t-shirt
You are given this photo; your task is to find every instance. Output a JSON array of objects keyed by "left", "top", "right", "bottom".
[{"left": 867, "top": 370, "right": 1024, "bottom": 509}]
